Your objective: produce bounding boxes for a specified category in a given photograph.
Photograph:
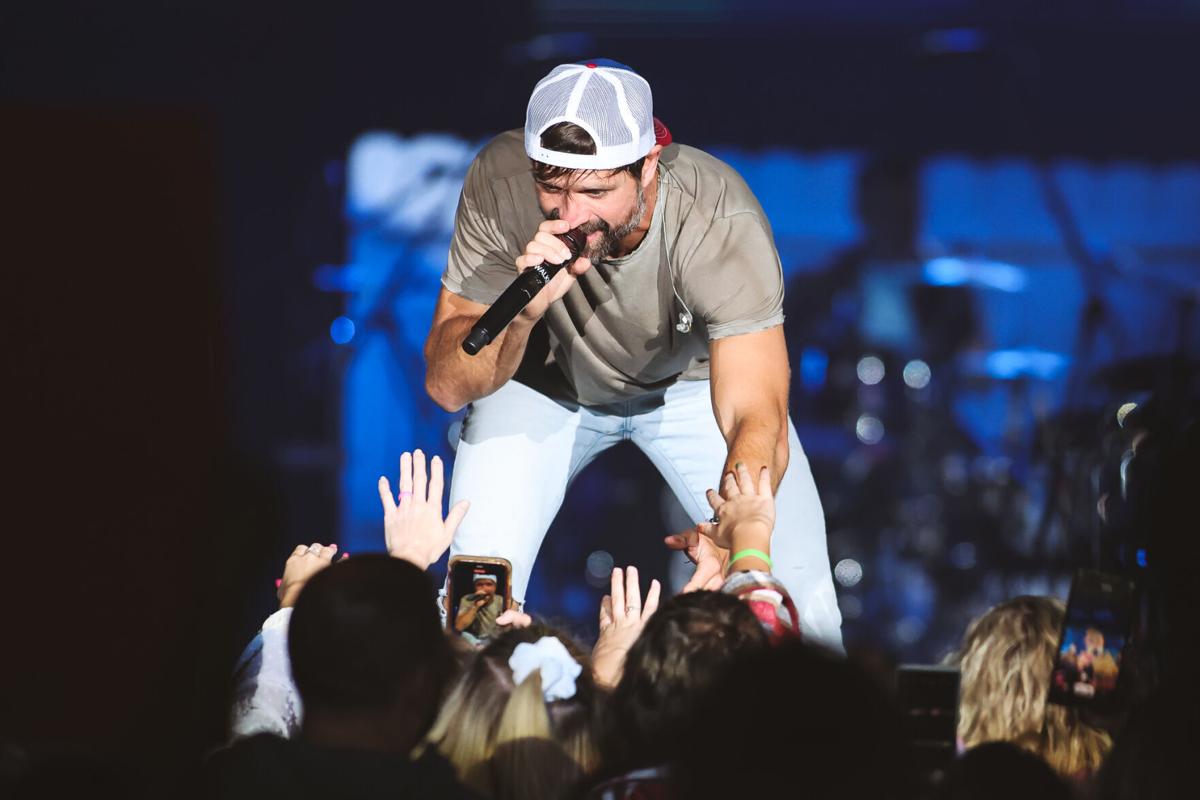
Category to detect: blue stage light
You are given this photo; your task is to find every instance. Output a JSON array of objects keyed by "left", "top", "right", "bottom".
[
  {"left": 983, "top": 348, "right": 1068, "bottom": 380},
  {"left": 330, "top": 316, "right": 356, "bottom": 345},
  {"left": 561, "top": 585, "right": 593, "bottom": 619},
  {"left": 921, "top": 28, "right": 986, "bottom": 56},
  {"left": 800, "top": 346, "right": 828, "bottom": 391},
  {"left": 923, "top": 257, "right": 1027, "bottom": 292}
]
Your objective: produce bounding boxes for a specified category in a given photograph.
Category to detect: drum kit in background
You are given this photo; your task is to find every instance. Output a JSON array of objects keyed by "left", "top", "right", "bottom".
[{"left": 784, "top": 252, "right": 1198, "bottom": 658}]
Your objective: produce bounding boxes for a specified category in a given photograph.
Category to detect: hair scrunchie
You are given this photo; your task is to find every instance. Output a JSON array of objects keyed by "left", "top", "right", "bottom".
[{"left": 507, "top": 636, "right": 582, "bottom": 701}]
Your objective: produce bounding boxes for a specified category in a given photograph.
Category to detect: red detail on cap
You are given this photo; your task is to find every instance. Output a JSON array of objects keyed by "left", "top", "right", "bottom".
[
  {"left": 586, "top": 63, "right": 597, "bottom": 68},
  {"left": 653, "top": 117, "right": 673, "bottom": 147}
]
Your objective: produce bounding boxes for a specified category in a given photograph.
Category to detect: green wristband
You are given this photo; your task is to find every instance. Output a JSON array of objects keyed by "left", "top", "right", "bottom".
[{"left": 727, "top": 548, "right": 773, "bottom": 570}]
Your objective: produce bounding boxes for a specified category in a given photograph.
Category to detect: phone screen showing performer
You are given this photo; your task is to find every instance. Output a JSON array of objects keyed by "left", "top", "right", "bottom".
[
  {"left": 447, "top": 556, "right": 513, "bottom": 645},
  {"left": 1048, "top": 569, "right": 1136, "bottom": 713}
]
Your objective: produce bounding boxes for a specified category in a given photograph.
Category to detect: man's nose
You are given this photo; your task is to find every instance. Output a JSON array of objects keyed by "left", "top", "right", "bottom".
[{"left": 557, "top": 196, "right": 591, "bottom": 228}]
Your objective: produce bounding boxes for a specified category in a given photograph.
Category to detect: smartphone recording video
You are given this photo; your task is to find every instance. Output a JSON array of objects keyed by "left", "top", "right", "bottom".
[
  {"left": 447, "top": 556, "right": 512, "bottom": 645},
  {"left": 896, "top": 664, "right": 959, "bottom": 782},
  {"left": 1048, "top": 569, "right": 1136, "bottom": 713}
]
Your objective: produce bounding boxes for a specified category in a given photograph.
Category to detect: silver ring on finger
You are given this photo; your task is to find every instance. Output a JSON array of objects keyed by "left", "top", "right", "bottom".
[{"left": 307, "top": 544, "right": 323, "bottom": 555}]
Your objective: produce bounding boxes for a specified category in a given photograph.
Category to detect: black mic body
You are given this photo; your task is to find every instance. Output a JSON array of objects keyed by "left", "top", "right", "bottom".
[{"left": 462, "top": 227, "right": 586, "bottom": 355}]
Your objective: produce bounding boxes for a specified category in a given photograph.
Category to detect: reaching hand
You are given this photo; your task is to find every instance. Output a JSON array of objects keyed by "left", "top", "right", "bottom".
[
  {"left": 495, "top": 608, "right": 533, "bottom": 630},
  {"left": 277, "top": 542, "right": 345, "bottom": 608},
  {"left": 703, "top": 463, "right": 776, "bottom": 550},
  {"left": 664, "top": 463, "right": 775, "bottom": 590},
  {"left": 592, "top": 566, "right": 661, "bottom": 688},
  {"left": 378, "top": 450, "right": 470, "bottom": 570},
  {"left": 664, "top": 521, "right": 729, "bottom": 593}
]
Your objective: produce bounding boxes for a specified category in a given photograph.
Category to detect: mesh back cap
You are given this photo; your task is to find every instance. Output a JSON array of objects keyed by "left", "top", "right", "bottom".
[{"left": 525, "top": 59, "right": 655, "bottom": 171}]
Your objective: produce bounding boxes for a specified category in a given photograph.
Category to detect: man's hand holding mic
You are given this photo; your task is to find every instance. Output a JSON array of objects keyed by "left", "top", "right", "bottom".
[
  {"left": 513, "top": 218, "right": 592, "bottom": 322},
  {"left": 458, "top": 219, "right": 589, "bottom": 357}
]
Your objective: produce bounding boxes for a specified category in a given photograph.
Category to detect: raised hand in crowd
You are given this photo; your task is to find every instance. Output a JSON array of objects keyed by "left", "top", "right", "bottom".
[
  {"left": 276, "top": 542, "right": 345, "bottom": 608},
  {"left": 592, "top": 565, "right": 661, "bottom": 688},
  {"left": 378, "top": 449, "right": 470, "bottom": 569}
]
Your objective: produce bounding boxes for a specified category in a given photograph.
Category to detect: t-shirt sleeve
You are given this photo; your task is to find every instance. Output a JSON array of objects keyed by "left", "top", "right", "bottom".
[
  {"left": 682, "top": 211, "right": 785, "bottom": 341},
  {"left": 442, "top": 159, "right": 521, "bottom": 306}
]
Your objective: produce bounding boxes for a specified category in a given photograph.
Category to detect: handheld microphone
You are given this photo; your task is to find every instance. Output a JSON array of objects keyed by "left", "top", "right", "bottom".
[{"left": 462, "top": 227, "right": 587, "bottom": 356}]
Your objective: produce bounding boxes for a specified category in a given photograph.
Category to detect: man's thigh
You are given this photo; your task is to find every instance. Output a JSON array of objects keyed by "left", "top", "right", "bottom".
[
  {"left": 630, "top": 379, "right": 844, "bottom": 651},
  {"left": 448, "top": 380, "right": 613, "bottom": 603}
]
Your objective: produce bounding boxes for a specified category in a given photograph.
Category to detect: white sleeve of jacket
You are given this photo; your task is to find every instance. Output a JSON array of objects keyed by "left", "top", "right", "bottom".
[{"left": 228, "top": 607, "right": 303, "bottom": 740}]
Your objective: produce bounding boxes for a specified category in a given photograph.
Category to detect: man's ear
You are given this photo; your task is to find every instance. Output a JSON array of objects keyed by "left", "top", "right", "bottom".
[{"left": 640, "top": 144, "right": 664, "bottom": 190}]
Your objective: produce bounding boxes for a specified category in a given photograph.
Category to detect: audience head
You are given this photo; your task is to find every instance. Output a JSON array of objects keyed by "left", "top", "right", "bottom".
[
  {"left": 600, "top": 590, "right": 769, "bottom": 775},
  {"left": 677, "top": 639, "right": 912, "bottom": 800},
  {"left": 951, "top": 595, "right": 1111, "bottom": 779},
  {"left": 426, "top": 622, "right": 598, "bottom": 800},
  {"left": 287, "top": 554, "right": 452, "bottom": 748},
  {"left": 939, "top": 741, "right": 1072, "bottom": 800}
]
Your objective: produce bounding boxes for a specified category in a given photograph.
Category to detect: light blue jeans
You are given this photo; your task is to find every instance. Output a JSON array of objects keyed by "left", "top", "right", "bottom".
[{"left": 446, "top": 377, "right": 844, "bottom": 651}]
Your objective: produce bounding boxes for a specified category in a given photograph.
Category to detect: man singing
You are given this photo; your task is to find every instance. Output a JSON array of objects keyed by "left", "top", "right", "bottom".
[
  {"left": 454, "top": 573, "right": 505, "bottom": 641},
  {"left": 424, "top": 59, "right": 842, "bottom": 649}
]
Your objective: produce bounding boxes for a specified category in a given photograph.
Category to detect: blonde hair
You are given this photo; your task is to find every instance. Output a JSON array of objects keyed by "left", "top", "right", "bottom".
[
  {"left": 424, "top": 625, "right": 598, "bottom": 800},
  {"left": 949, "top": 595, "right": 1111, "bottom": 778}
]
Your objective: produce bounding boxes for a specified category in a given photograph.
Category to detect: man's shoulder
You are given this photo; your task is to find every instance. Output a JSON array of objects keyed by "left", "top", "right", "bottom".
[
  {"left": 663, "top": 141, "right": 739, "bottom": 177},
  {"left": 660, "top": 142, "right": 761, "bottom": 219},
  {"left": 470, "top": 129, "right": 529, "bottom": 181}
]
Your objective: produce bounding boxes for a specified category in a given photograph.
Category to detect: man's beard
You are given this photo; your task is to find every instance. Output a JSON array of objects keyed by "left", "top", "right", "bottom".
[{"left": 547, "top": 181, "right": 647, "bottom": 263}]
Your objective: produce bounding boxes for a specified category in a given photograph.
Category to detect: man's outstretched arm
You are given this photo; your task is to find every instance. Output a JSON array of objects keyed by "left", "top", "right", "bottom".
[{"left": 709, "top": 324, "right": 791, "bottom": 493}]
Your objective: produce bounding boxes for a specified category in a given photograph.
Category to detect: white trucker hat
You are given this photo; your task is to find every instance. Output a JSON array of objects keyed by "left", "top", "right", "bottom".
[{"left": 525, "top": 59, "right": 656, "bottom": 171}]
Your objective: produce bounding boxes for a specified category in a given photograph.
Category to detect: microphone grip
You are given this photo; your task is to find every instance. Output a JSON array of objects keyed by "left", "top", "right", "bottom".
[
  {"left": 462, "top": 228, "right": 586, "bottom": 355},
  {"left": 461, "top": 262, "right": 564, "bottom": 355}
]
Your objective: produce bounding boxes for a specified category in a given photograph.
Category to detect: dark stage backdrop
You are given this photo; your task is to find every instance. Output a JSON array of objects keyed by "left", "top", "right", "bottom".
[
  {"left": 4, "top": 108, "right": 229, "bottom": 792},
  {"left": 4, "top": 1, "right": 1199, "bottom": 791}
]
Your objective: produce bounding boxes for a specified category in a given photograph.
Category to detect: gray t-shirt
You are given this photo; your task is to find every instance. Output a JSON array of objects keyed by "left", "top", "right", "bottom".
[{"left": 443, "top": 129, "right": 784, "bottom": 407}]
